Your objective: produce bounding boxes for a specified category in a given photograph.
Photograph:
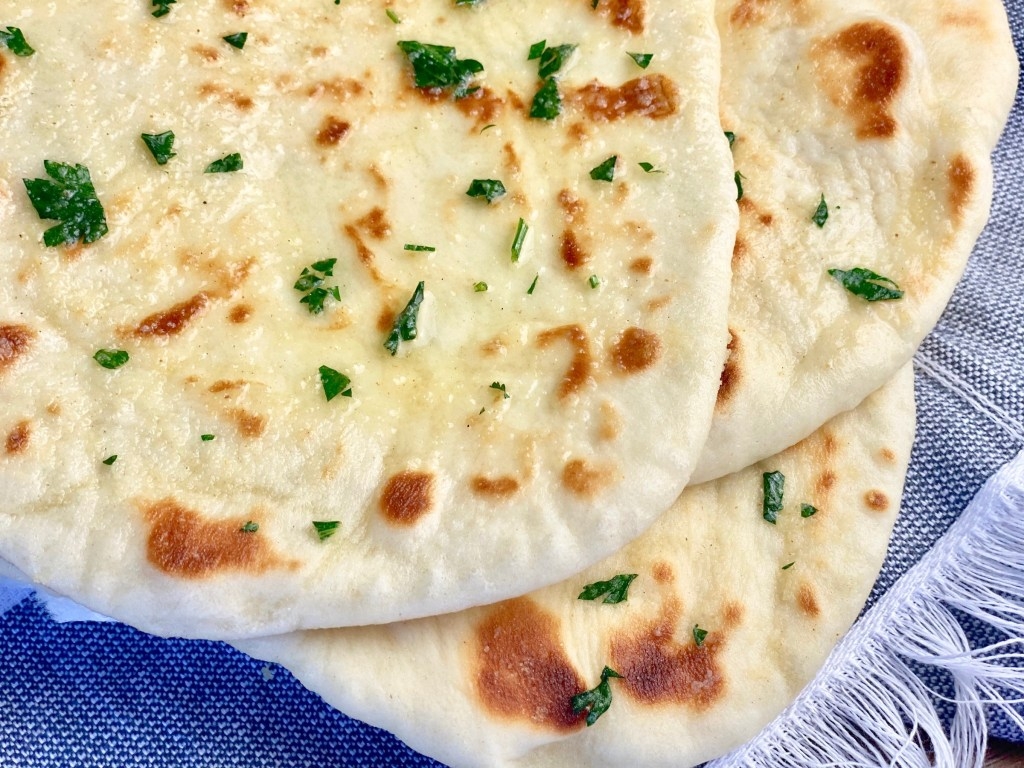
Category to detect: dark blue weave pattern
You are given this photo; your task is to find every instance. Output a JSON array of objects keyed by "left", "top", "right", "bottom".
[{"left": 1, "top": 2, "right": 1023, "bottom": 765}]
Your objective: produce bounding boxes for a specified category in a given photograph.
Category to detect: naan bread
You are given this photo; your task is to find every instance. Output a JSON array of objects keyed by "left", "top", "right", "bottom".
[
  {"left": 692, "top": 0, "right": 1017, "bottom": 482},
  {"left": 237, "top": 365, "right": 915, "bottom": 768},
  {"left": 0, "top": 1, "right": 736, "bottom": 637}
]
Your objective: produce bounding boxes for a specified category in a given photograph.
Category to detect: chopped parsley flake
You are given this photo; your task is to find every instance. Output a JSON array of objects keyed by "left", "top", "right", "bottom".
[
  {"left": 812, "top": 194, "right": 829, "bottom": 228},
  {"left": 529, "top": 76, "right": 562, "bottom": 120},
  {"left": 782, "top": 561, "right": 796, "bottom": 570},
  {"left": 151, "top": 0, "right": 176, "bottom": 18},
  {"left": 205, "top": 153, "right": 243, "bottom": 173},
  {"left": 589, "top": 155, "right": 617, "bottom": 183},
  {"left": 489, "top": 381, "right": 509, "bottom": 399},
  {"left": 734, "top": 171, "right": 745, "bottom": 201},
  {"left": 527, "top": 273, "right": 539, "bottom": 294},
  {"left": 527, "top": 40, "right": 546, "bottom": 60},
  {"left": 319, "top": 365, "right": 353, "bottom": 401},
  {"left": 724, "top": 131, "right": 736, "bottom": 148},
  {"left": 473, "top": 281, "right": 488, "bottom": 292},
  {"left": 141, "top": 131, "right": 176, "bottom": 165},
  {"left": 102, "top": 455, "right": 118, "bottom": 466},
  {"left": 385, "top": 8, "right": 401, "bottom": 23},
  {"left": 638, "top": 162, "right": 663, "bottom": 174},
  {"left": 465, "top": 178, "right": 506, "bottom": 203},
  {"left": 0, "top": 26, "right": 34, "bottom": 56},
  {"left": 93, "top": 349, "right": 129, "bottom": 370},
  {"left": 693, "top": 624, "right": 708, "bottom": 647},
  {"left": 578, "top": 573, "right": 637, "bottom": 604},
  {"left": 384, "top": 281, "right": 425, "bottom": 355},
  {"left": 801, "top": 503, "right": 818, "bottom": 518},
  {"left": 240, "top": 521, "right": 259, "bottom": 533},
  {"left": 312, "top": 520, "right": 341, "bottom": 541},
  {"left": 404, "top": 243, "right": 436, "bottom": 252},
  {"left": 23, "top": 161, "right": 108, "bottom": 247},
  {"left": 571, "top": 667, "right": 622, "bottom": 727},
  {"left": 201, "top": 434, "right": 215, "bottom": 442},
  {"left": 511, "top": 217, "right": 528, "bottom": 262},
  {"left": 588, "top": 274, "right": 600, "bottom": 289},
  {"left": 397, "top": 40, "right": 483, "bottom": 100},
  {"left": 627, "top": 52, "right": 653, "bottom": 69},
  {"left": 828, "top": 267, "right": 904, "bottom": 301},
  {"left": 762, "top": 470, "right": 784, "bottom": 525},
  {"left": 223, "top": 32, "right": 248, "bottom": 49},
  {"left": 537, "top": 43, "right": 575, "bottom": 79},
  {"left": 294, "top": 258, "right": 341, "bottom": 315}
]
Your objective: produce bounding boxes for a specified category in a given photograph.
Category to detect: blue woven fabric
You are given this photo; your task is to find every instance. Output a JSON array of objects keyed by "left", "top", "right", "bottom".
[{"left": 1, "top": 4, "right": 1022, "bottom": 765}]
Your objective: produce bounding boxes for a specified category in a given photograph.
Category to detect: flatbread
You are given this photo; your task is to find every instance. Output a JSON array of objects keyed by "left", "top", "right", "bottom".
[
  {"left": 237, "top": 364, "right": 915, "bottom": 768},
  {"left": 692, "top": 0, "right": 1017, "bottom": 482},
  {"left": 0, "top": 0, "right": 736, "bottom": 637}
]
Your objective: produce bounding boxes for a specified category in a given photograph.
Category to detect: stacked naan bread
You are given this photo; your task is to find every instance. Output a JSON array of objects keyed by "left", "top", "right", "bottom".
[{"left": 0, "top": 0, "right": 1016, "bottom": 765}]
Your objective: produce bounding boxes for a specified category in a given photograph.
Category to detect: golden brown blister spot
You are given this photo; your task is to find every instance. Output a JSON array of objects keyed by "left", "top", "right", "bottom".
[
  {"left": 814, "top": 22, "right": 907, "bottom": 140},
  {"left": 5, "top": 420, "right": 30, "bottom": 455},
  {"left": 561, "top": 458, "right": 614, "bottom": 499},
  {"left": 879, "top": 447, "right": 897, "bottom": 464},
  {"left": 501, "top": 142, "right": 521, "bottom": 176},
  {"left": 557, "top": 189, "right": 586, "bottom": 223},
  {"left": 0, "top": 54, "right": 6, "bottom": 80},
  {"left": 380, "top": 471, "right": 435, "bottom": 526},
  {"left": 45, "top": 402, "right": 61, "bottom": 416},
  {"left": 453, "top": 86, "right": 506, "bottom": 127},
  {"left": 229, "top": 408, "right": 267, "bottom": 439},
  {"left": 306, "top": 78, "right": 365, "bottom": 102},
  {"left": 142, "top": 498, "right": 283, "bottom": 578},
  {"left": 134, "top": 293, "right": 210, "bottom": 337},
  {"left": 864, "top": 489, "right": 889, "bottom": 512},
  {"left": 474, "top": 598, "right": 586, "bottom": 732},
  {"left": 716, "top": 330, "right": 741, "bottom": 412},
  {"left": 223, "top": 0, "right": 250, "bottom": 15},
  {"left": 566, "top": 76, "right": 679, "bottom": 122},
  {"left": 629, "top": 257, "right": 653, "bottom": 275},
  {"left": 592, "top": 0, "right": 646, "bottom": 33},
  {"left": 611, "top": 600, "right": 726, "bottom": 709},
  {"left": 796, "top": 583, "right": 821, "bottom": 618},
  {"left": 229, "top": 304, "right": 253, "bottom": 324},
  {"left": 481, "top": 337, "right": 507, "bottom": 357},
  {"left": 376, "top": 304, "right": 397, "bottom": 333},
  {"left": 560, "top": 230, "right": 589, "bottom": 270},
  {"left": 947, "top": 154, "right": 975, "bottom": 224},
  {"left": 367, "top": 164, "right": 389, "bottom": 191},
  {"left": 624, "top": 221, "right": 656, "bottom": 243},
  {"left": 610, "top": 327, "right": 662, "bottom": 375},
  {"left": 344, "top": 225, "right": 386, "bottom": 284},
  {"left": 0, "top": 324, "right": 35, "bottom": 376},
  {"left": 191, "top": 45, "right": 221, "bottom": 63},
  {"left": 646, "top": 295, "right": 672, "bottom": 313},
  {"left": 731, "top": 235, "right": 749, "bottom": 270},
  {"left": 815, "top": 469, "right": 837, "bottom": 495},
  {"left": 730, "top": 0, "right": 769, "bottom": 26},
  {"left": 598, "top": 400, "right": 623, "bottom": 442},
  {"left": 471, "top": 475, "right": 520, "bottom": 499},
  {"left": 722, "top": 602, "right": 744, "bottom": 628},
  {"left": 355, "top": 207, "right": 391, "bottom": 240},
  {"left": 316, "top": 116, "right": 351, "bottom": 147},
  {"left": 652, "top": 561, "right": 674, "bottom": 584},
  {"left": 537, "top": 324, "right": 594, "bottom": 400},
  {"left": 198, "top": 82, "right": 254, "bottom": 111},
  {"left": 209, "top": 380, "right": 247, "bottom": 394}
]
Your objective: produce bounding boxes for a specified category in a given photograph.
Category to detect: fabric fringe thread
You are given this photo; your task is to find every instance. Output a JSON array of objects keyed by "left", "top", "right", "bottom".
[{"left": 709, "top": 450, "right": 1024, "bottom": 768}]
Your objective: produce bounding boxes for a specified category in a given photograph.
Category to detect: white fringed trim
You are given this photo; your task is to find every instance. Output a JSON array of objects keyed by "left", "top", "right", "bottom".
[{"left": 709, "top": 449, "right": 1024, "bottom": 768}]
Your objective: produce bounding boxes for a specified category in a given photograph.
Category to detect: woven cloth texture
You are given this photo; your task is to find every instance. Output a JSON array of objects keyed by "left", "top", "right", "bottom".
[{"left": 1, "top": 3, "right": 1023, "bottom": 765}]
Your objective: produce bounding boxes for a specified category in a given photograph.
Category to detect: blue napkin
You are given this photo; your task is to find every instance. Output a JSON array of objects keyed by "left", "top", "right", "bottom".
[{"left": 1, "top": 4, "right": 1022, "bottom": 766}]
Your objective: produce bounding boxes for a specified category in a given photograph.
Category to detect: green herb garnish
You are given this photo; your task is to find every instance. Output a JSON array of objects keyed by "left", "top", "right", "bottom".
[
  {"left": 205, "top": 153, "right": 243, "bottom": 173},
  {"left": 473, "top": 281, "right": 488, "bottom": 292},
  {"left": 537, "top": 43, "right": 575, "bottom": 79},
  {"left": 734, "top": 171, "right": 745, "bottom": 201},
  {"left": 589, "top": 155, "right": 617, "bottom": 183},
  {"left": 801, "top": 504, "right": 818, "bottom": 518},
  {"left": 578, "top": 573, "right": 637, "bottom": 604},
  {"left": 511, "top": 217, "right": 528, "bottom": 262},
  {"left": 466, "top": 178, "right": 506, "bottom": 203},
  {"left": 240, "top": 520, "right": 259, "bottom": 533},
  {"left": 762, "top": 470, "right": 784, "bottom": 525},
  {"left": 223, "top": 32, "right": 248, "bottom": 49},
  {"left": 102, "top": 455, "right": 118, "bottom": 466},
  {"left": 384, "top": 281, "right": 425, "bottom": 355},
  {"left": 529, "top": 76, "right": 562, "bottom": 120},
  {"left": 782, "top": 561, "right": 795, "bottom": 570},
  {"left": 812, "top": 194, "right": 828, "bottom": 228},
  {"left": 319, "top": 365, "right": 353, "bottom": 400},
  {"left": 638, "top": 162, "right": 663, "bottom": 174},
  {"left": 588, "top": 275, "right": 600, "bottom": 289},
  {"left": 312, "top": 520, "right": 341, "bottom": 541},
  {"left": 527, "top": 274, "right": 539, "bottom": 294},
  {"left": 693, "top": 624, "right": 708, "bottom": 647},
  {"left": 141, "top": 131, "right": 176, "bottom": 165},
  {"left": 397, "top": 40, "right": 483, "bottom": 99},
  {"left": 627, "top": 52, "right": 653, "bottom": 69},
  {"left": 828, "top": 267, "right": 904, "bottom": 302},
  {"left": 151, "top": 0, "right": 176, "bottom": 18},
  {"left": 385, "top": 9, "right": 401, "bottom": 23},
  {"left": 724, "top": 131, "right": 736, "bottom": 148},
  {"left": 404, "top": 243, "right": 436, "bottom": 252},
  {"left": 294, "top": 258, "right": 341, "bottom": 315},
  {"left": 571, "top": 667, "right": 622, "bottom": 727},
  {"left": 201, "top": 434, "right": 215, "bottom": 442},
  {"left": 527, "top": 40, "right": 546, "bottom": 60},
  {"left": 0, "top": 26, "right": 34, "bottom": 56},
  {"left": 23, "top": 161, "right": 108, "bottom": 247},
  {"left": 93, "top": 349, "right": 129, "bottom": 370},
  {"left": 489, "top": 381, "right": 509, "bottom": 399}
]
